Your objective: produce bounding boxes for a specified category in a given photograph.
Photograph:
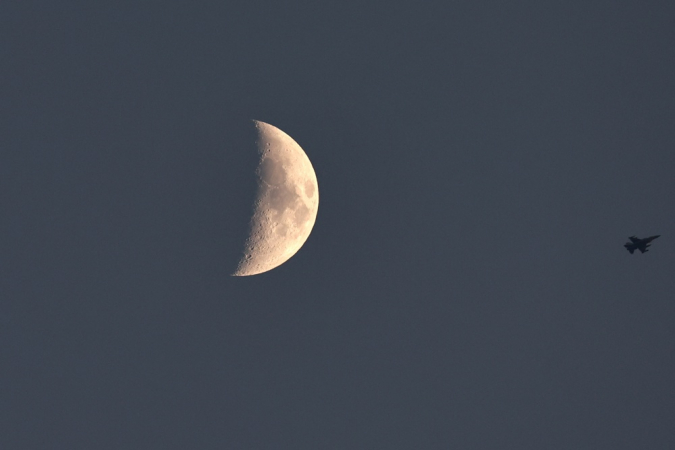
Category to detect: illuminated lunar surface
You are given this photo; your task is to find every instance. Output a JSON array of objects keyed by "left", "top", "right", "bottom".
[{"left": 232, "top": 121, "right": 319, "bottom": 276}]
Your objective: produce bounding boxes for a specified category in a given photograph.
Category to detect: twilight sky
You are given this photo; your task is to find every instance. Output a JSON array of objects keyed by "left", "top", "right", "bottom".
[{"left": 1, "top": 1, "right": 674, "bottom": 449}]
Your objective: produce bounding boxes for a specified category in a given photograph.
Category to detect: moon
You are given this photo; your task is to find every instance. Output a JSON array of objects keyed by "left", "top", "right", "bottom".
[{"left": 232, "top": 121, "right": 319, "bottom": 276}]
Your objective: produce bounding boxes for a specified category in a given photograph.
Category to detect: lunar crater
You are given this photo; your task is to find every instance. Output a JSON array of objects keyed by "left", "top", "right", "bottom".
[{"left": 258, "top": 156, "right": 286, "bottom": 186}]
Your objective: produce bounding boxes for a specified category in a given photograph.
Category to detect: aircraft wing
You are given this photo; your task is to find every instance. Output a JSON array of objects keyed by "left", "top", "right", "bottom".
[
  {"left": 638, "top": 246, "right": 648, "bottom": 253},
  {"left": 629, "top": 236, "right": 641, "bottom": 243}
]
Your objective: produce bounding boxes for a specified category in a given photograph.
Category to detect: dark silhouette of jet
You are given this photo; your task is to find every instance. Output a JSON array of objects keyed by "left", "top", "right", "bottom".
[{"left": 624, "top": 235, "right": 660, "bottom": 254}]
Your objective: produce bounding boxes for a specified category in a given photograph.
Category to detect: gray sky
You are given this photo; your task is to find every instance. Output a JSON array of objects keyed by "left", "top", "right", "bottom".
[{"left": 2, "top": 1, "right": 674, "bottom": 449}]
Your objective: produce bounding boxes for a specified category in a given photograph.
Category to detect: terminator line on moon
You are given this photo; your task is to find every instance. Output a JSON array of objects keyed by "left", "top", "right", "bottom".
[{"left": 232, "top": 121, "right": 319, "bottom": 276}]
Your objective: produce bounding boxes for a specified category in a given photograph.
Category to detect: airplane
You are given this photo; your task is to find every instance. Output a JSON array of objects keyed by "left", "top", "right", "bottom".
[{"left": 624, "top": 235, "right": 660, "bottom": 254}]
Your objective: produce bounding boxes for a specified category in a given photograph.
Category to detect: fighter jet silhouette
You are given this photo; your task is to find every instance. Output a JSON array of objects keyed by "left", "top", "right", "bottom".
[{"left": 624, "top": 235, "right": 660, "bottom": 254}]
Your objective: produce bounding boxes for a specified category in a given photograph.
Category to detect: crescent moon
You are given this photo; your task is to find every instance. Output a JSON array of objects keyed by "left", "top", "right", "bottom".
[{"left": 232, "top": 121, "right": 319, "bottom": 276}]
